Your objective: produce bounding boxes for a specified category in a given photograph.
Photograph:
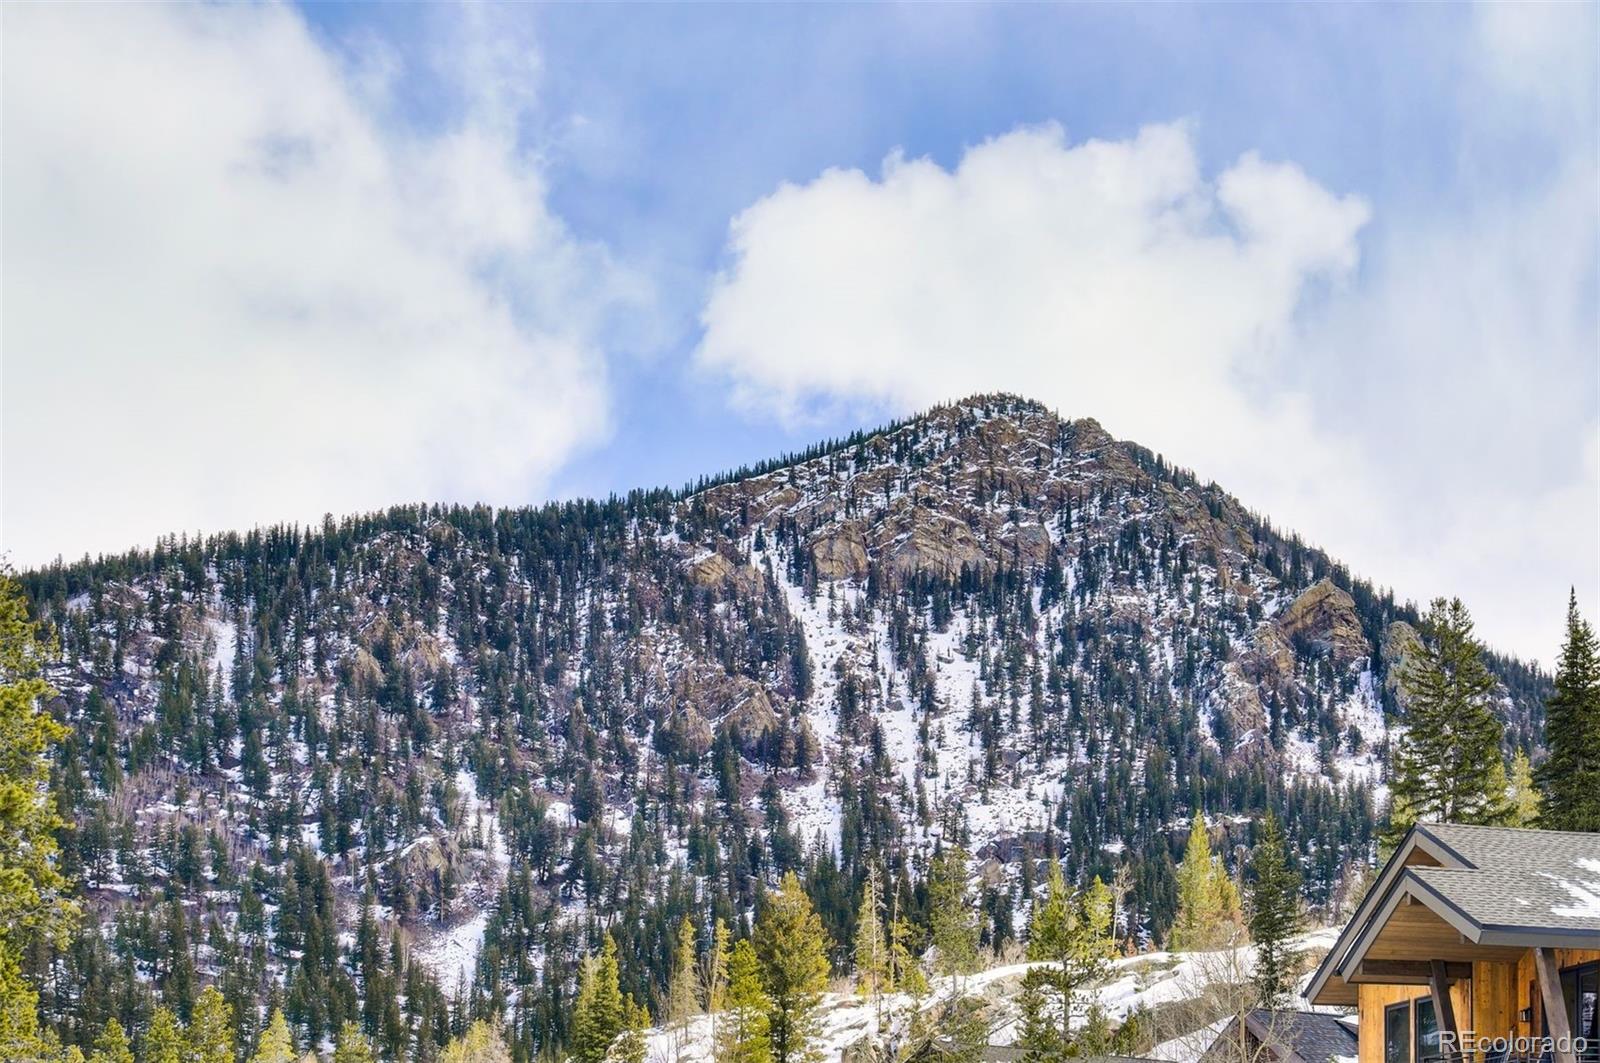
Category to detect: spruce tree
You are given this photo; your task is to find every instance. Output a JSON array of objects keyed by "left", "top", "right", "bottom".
[
  {"left": 667, "top": 918, "right": 701, "bottom": 1034},
  {"left": 1506, "top": 750, "right": 1541, "bottom": 828},
  {"left": 717, "top": 940, "right": 771, "bottom": 1063},
  {"left": 613, "top": 995, "right": 649, "bottom": 1063},
  {"left": 1017, "top": 863, "right": 1114, "bottom": 1061},
  {"left": 852, "top": 867, "right": 887, "bottom": 1000},
  {"left": 1385, "top": 598, "right": 1508, "bottom": 846},
  {"left": 1169, "top": 813, "right": 1240, "bottom": 950},
  {"left": 332, "top": 1021, "right": 376, "bottom": 1063},
  {"left": 88, "top": 1019, "right": 135, "bottom": 1063},
  {"left": 927, "top": 847, "right": 980, "bottom": 987},
  {"left": 143, "top": 1006, "right": 185, "bottom": 1063},
  {"left": 0, "top": 574, "right": 74, "bottom": 1063},
  {"left": 249, "top": 1009, "right": 296, "bottom": 1063},
  {"left": 753, "top": 873, "right": 831, "bottom": 1063},
  {"left": 1246, "top": 813, "right": 1302, "bottom": 1009},
  {"left": 186, "top": 986, "right": 235, "bottom": 1063},
  {"left": 1538, "top": 591, "right": 1600, "bottom": 831},
  {"left": 572, "top": 936, "right": 625, "bottom": 1063}
]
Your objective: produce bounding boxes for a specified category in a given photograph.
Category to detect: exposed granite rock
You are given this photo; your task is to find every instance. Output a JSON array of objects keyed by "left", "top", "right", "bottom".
[
  {"left": 1381, "top": 620, "right": 1422, "bottom": 704},
  {"left": 685, "top": 551, "right": 763, "bottom": 596},
  {"left": 809, "top": 523, "right": 869, "bottom": 580},
  {"left": 1274, "top": 578, "right": 1369, "bottom": 664},
  {"left": 877, "top": 513, "right": 988, "bottom": 581}
]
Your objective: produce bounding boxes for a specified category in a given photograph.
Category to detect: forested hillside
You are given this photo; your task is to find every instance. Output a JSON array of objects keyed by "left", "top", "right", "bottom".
[{"left": 14, "top": 394, "right": 1551, "bottom": 1061}]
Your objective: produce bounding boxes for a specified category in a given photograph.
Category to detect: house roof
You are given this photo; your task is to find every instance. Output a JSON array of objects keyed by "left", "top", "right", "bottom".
[
  {"left": 1305, "top": 823, "right": 1600, "bottom": 1007},
  {"left": 1204, "top": 1010, "right": 1359, "bottom": 1063}
]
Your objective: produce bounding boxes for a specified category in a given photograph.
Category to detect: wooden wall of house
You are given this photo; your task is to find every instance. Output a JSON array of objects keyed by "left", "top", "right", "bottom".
[
  {"left": 1356, "top": 948, "right": 1600, "bottom": 1062},
  {"left": 1358, "top": 980, "right": 1473, "bottom": 1063},
  {"left": 1509, "top": 948, "right": 1600, "bottom": 1042}
]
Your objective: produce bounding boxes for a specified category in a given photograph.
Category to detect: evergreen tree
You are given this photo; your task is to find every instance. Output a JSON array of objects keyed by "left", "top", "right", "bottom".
[
  {"left": 186, "top": 986, "right": 235, "bottom": 1063},
  {"left": 332, "top": 1021, "right": 376, "bottom": 1063},
  {"left": 927, "top": 847, "right": 980, "bottom": 986},
  {"left": 611, "top": 996, "right": 649, "bottom": 1063},
  {"left": 1385, "top": 599, "right": 1509, "bottom": 846},
  {"left": 1538, "top": 591, "right": 1600, "bottom": 831},
  {"left": 716, "top": 941, "right": 771, "bottom": 1063},
  {"left": 1246, "top": 814, "right": 1302, "bottom": 1009},
  {"left": 753, "top": 873, "right": 831, "bottom": 1063},
  {"left": 667, "top": 918, "right": 701, "bottom": 1033},
  {"left": 1169, "top": 813, "right": 1240, "bottom": 950},
  {"left": 88, "top": 1019, "right": 135, "bottom": 1063},
  {"left": 571, "top": 936, "right": 625, "bottom": 1063},
  {"left": 249, "top": 1009, "right": 296, "bottom": 1063},
  {"left": 144, "top": 1008, "right": 186, "bottom": 1063},
  {"left": 1507, "top": 750, "right": 1541, "bottom": 828},
  {"left": 0, "top": 574, "right": 75, "bottom": 1062},
  {"left": 852, "top": 867, "right": 887, "bottom": 1000},
  {"left": 1017, "top": 863, "right": 1114, "bottom": 1061}
]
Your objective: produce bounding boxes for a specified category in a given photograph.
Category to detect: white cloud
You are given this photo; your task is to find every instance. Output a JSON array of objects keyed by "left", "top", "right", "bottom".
[
  {"left": 696, "top": 101, "right": 1596, "bottom": 660},
  {"left": 2, "top": 3, "right": 640, "bottom": 565}
]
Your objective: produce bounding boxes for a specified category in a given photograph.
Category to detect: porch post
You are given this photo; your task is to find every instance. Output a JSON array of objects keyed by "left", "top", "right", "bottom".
[
  {"left": 1429, "top": 959, "right": 1461, "bottom": 1063},
  {"left": 1533, "top": 947, "right": 1577, "bottom": 1063}
]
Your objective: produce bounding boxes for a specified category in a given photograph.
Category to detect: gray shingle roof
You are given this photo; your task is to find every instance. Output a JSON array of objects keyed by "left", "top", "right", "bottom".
[
  {"left": 1247, "top": 1009, "right": 1359, "bottom": 1063},
  {"left": 1413, "top": 823, "right": 1600, "bottom": 933}
]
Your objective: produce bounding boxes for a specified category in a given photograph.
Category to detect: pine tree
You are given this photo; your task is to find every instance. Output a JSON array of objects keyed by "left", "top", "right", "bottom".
[
  {"left": 716, "top": 940, "right": 771, "bottom": 1063},
  {"left": 1246, "top": 813, "right": 1302, "bottom": 1009},
  {"left": 186, "top": 986, "right": 234, "bottom": 1063},
  {"left": 1538, "top": 591, "right": 1600, "bottom": 831},
  {"left": 852, "top": 867, "right": 887, "bottom": 1000},
  {"left": 249, "top": 1009, "right": 296, "bottom": 1063},
  {"left": 888, "top": 916, "right": 926, "bottom": 997},
  {"left": 571, "top": 936, "right": 625, "bottom": 1063},
  {"left": 753, "top": 872, "right": 831, "bottom": 1063},
  {"left": 667, "top": 918, "right": 701, "bottom": 1035},
  {"left": 1017, "top": 863, "right": 1114, "bottom": 1061},
  {"left": 144, "top": 1007, "right": 186, "bottom": 1063},
  {"left": 611, "top": 995, "right": 649, "bottom": 1063},
  {"left": 1506, "top": 750, "right": 1541, "bottom": 828},
  {"left": 1169, "top": 812, "right": 1240, "bottom": 950},
  {"left": 332, "top": 1021, "right": 376, "bottom": 1063},
  {"left": 927, "top": 847, "right": 979, "bottom": 986},
  {"left": 0, "top": 574, "right": 75, "bottom": 1063},
  {"left": 88, "top": 1019, "right": 135, "bottom": 1063},
  {"left": 1385, "top": 598, "right": 1509, "bottom": 846}
]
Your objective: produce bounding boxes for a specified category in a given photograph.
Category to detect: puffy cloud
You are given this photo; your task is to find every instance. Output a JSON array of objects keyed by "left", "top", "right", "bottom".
[
  {"left": 696, "top": 104, "right": 1595, "bottom": 660},
  {"left": 696, "top": 120, "right": 1374, "bottom": 549},
  {"left": 2, "top": 3, "right": 641, "bottom": 565}
]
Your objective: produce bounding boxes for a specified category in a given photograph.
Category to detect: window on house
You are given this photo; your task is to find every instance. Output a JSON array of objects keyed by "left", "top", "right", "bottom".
[
  {"left": 1385, "top": 1000, "right": 1411, "bottom": 1063},
  {"left": 1559, "top": 961, "right": 1599, "bottom": 1045},
  {"left": 1414, "top": 996, "right": 1439, "bottom": 1062}
]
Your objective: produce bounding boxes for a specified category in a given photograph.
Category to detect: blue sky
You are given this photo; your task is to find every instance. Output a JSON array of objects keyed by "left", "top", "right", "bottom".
[{"left": 3, "top": 2, "right": 1595, "bottom": 660}]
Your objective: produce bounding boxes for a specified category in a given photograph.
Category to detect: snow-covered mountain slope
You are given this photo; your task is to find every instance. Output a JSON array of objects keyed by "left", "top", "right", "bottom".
[{"left": 21, "top": 393, "right": 1546, "bottom": 1052}]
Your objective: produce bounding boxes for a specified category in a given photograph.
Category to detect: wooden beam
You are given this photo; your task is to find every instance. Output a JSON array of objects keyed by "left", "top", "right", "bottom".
[
  {"left": 1429, "top": 959, "right": 1461, "bottom": 1063},
  {"left": 1533, "top": 947, "right": 1577, "bottom": 1063},
  {"left": 1360, "top": 959, "right": 1471, "bottom": 981}
]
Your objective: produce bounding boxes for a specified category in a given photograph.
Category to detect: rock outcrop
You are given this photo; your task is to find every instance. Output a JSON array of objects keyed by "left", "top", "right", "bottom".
[
  {"left": 809, "top": 524, "right": 869, "bottom": 580},
  {"left": 1274, "top": 578, "right": 1369, "bottom": 664}
]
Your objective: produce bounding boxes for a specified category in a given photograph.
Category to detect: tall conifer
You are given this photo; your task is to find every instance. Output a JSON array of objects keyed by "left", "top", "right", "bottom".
[
  {"left": 1385, "top": 598, "right": 1508, "bottom": 847},
  {"left": 1538, "top": 591, "right": 1600, "bottom": 831},
  {"left": 1246, "top": 813, "right": 1302, "bottom": 1009}
]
